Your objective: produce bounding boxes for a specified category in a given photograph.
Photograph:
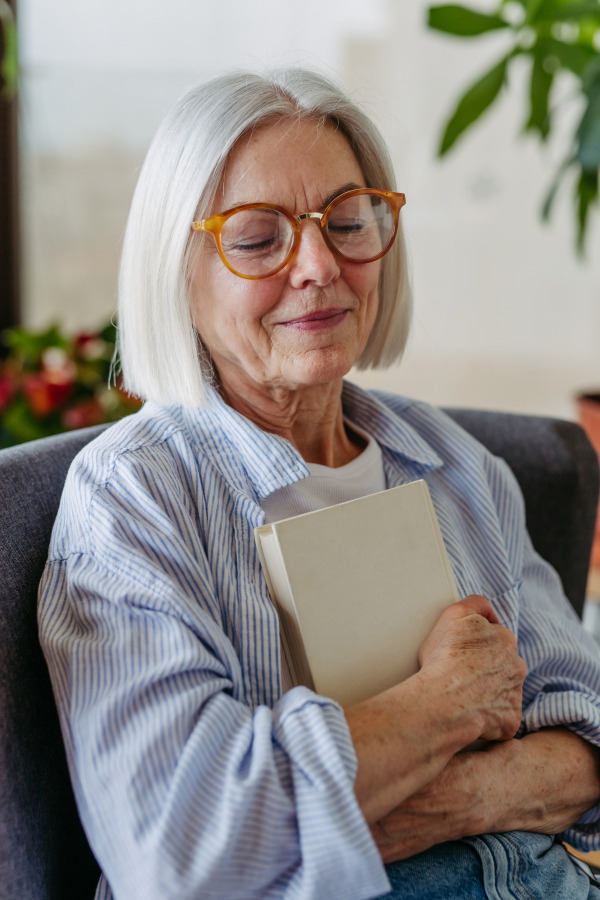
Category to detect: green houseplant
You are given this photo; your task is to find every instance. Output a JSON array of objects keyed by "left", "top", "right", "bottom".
[
  {"left": 428, "top": 0, "right": 600, "bottom": 569},
  {"left": 428, "top": 0, "right": 600, "bottom": 252}
]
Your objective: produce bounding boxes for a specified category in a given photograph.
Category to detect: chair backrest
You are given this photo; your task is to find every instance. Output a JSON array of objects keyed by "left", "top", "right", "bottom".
[
  {"left": 0, "top": 411, "right": 597, "bottom": 899},
  {"left": 444, "top": 409, "right": 599, "bottom": 619},
  {"left": 0, "top": 425, "right": 109, "bottom": 900}
]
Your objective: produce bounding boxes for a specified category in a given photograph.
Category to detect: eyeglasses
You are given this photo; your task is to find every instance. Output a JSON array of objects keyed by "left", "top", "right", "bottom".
[{"left": 191, "top": 188, "right": 406, "bottom": 280}]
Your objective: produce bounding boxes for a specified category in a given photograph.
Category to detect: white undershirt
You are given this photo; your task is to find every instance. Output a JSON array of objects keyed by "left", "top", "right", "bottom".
[
  {"left": 262, "top": 420, "right": 386, "bottom": 525},
  {"left": 261, "top": 420, "right": 387, "bottom": 693}
]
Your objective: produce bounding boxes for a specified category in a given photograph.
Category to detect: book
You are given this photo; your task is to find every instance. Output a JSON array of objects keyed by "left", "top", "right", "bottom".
[{"left": 254, "top": 479, "right": 460, "bottom": 708}]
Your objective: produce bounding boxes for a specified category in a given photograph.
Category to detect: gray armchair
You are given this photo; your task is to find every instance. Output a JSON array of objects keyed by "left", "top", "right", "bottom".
[{"left": 0, "top": 411, "right": 598, "bottom": 900}]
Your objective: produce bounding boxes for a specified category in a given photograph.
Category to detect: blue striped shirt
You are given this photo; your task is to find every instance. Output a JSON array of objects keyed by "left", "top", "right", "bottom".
[{"left": 38, "top": 381, "right": 600, "bottom": 900}]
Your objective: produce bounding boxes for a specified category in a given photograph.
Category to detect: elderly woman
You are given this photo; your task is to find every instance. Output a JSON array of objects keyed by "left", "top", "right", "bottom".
[{"left": 39, "top": 69, "right": 600, "bottom": 900}]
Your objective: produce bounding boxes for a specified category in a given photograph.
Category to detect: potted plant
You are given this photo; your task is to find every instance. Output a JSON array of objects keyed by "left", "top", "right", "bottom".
[
  {"left": 0, "top": 321, "right": 142, "bottom": 448},
  {"left": 428, "top": 0, "right": 600, "bottom": 251},
  {"left": 428, "top": 0, "right": 600, "bottom": 565}
]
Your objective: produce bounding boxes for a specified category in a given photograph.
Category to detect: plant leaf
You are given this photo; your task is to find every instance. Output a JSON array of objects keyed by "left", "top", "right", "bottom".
[
  {"left": 0, "top": 0, "right": 17, "bottom": 101},
  {"left": 576, "top": 81, "right": 600, "bottom": 168},
  {"left": 525, "top": 51, "right": 554, "bottom": 138},
  {"left": 542, "top": 154, "right": 574, "bottom": 219},
  {"left": 576, "top": 166, "right": 598, "bottom": 252},
  {"left": 582, "top": 54, "right": 600, "bottom": 91},
  {"left": 439, "top": 55, "right": 510, "bottom": 155},
  {"left": 524, "top": 0, "right": 547, "bottom": 24},
  {"left": 535, "top": 1, "right": 600, "bottom": 22},
  {"left": 428, "top": 4, "right": 509, "bottom": 35},
  {"left": 99, "top": 321, "right": 117, "bottom": 346},
  {"left": 2, "top": 398, "right": 57, "bottom": 443},
  {"left": 2, "top": 326, "right": 68, "bottom": 367},
  {"left": 540, "top": 36, "right": 596, "bottom": 74}
]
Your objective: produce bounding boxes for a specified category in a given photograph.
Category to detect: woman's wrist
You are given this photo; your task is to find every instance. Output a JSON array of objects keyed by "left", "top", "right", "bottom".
[
  {"left": 408, "top": 666, "right": 487, "bottom": 755},
  {"left": 347, "top": 666, "right": 484, "bottom": 824},
  {"left": 480, "top": 729, "right": 600, "bottom": 835}
]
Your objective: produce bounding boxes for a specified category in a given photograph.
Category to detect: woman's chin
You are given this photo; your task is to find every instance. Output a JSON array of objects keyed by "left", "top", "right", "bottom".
[{"left": 279, "top": 346, "right": 358, "bottom": 390}]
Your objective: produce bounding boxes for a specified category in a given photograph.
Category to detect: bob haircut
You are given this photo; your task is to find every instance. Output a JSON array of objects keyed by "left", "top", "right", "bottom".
[{"left": 119, "top": 67, "right": 412, "bottom": 406}]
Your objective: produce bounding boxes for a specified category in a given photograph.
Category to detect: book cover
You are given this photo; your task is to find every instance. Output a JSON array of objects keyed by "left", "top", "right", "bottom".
[{"left": 255, "top": 479, "right": 459, "bottom": 708}]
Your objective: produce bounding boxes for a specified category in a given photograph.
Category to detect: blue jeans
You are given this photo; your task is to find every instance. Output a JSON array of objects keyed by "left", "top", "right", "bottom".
[{"left": 378, "top": 832, "right": 600, "bottom": 899}]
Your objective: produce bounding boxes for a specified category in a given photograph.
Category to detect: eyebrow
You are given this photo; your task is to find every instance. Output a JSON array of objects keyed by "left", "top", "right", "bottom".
[
  {"left": 221, "top": 182, "right": 365, "bottom": 216},
  {"left": 320, "top": 182, "right": 363, "bottom": 211}
]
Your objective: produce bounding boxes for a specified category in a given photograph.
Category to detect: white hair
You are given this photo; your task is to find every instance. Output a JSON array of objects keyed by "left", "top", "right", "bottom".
[{"left": 118, "top": 68, "right": 412, "bottom": 406}]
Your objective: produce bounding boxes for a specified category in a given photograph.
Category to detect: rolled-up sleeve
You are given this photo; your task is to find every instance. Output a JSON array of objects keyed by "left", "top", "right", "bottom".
[
  {"left": 512, "top": 510, "right": 600, "bottom": 850},
  {"left": 38, "top": 453, "right": 389, "bottom": 900}
]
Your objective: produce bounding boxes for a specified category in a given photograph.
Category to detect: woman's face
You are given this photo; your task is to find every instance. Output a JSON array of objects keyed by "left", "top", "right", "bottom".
[{"left": 190, "top": 119, "right": 381, "bottom": 394}]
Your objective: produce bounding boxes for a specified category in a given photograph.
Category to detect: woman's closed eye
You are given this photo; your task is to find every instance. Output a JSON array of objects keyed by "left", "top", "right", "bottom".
[
  {"left": 327, "top": 216, "right": 381, "bottom": 255},
  {"left": 221, "top": 210, "right": 291, "bottom": 259},
  {"left": 227, "top": 232, "right": 280, "bottom": 254},
  {"left": 223, "top": 225, "right": 288, "bottom": 257},
  {"left": 328, "top": 218, "right": 368, "bottom": 236}
]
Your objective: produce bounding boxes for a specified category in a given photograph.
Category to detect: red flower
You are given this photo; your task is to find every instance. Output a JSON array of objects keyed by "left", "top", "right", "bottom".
[
  {"left": 74, "top": 333, "right": 106, "bottom": 361},
  {"left": 0, "top": 374, "right": 15, "bottom": 411},
  {"left": 21, "top": 347, "right": 78, "bottom": 415},
  {"left": 62, "top": 398, "right": 105, "bottom": 430},
  {"left": 23, "top": 372, "right": 74, "bottom": 416}
]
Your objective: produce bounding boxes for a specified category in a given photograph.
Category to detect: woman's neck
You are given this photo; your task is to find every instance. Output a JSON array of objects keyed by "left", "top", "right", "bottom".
[{"left": 217, "top": 369, "right": 365, "bottom": 467}]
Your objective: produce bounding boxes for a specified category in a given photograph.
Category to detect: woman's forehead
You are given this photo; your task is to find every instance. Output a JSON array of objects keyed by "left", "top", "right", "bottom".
[{"left": 216, "top": 118, "right": 366, "bottom": 212}]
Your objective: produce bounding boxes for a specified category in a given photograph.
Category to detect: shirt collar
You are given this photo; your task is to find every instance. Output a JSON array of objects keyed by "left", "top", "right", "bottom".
[
  {"left": 341, "top": 381, "right": 443, "bottom": 470},
  {"left": 188, "top": 387, "right": 310, "bottom": 499},
  {"left": 182, "top": 381, "right": 442, "bottom": 501}
]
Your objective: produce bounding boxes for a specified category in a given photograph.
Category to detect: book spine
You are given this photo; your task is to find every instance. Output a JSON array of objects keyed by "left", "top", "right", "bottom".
[
  {"left": 421, "top": 482, "right": 460, "bottom": 602},
  {"left": 254, "top": 529, "right": 312, "bottom": 690},
  {"left": 271, "top": 528, "right": 315, "bottom": 691}
]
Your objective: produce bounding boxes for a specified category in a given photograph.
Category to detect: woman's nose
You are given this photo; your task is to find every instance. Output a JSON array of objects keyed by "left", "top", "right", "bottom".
[{"left": 287, "top": 220, "right": 340, "bottom": 289}]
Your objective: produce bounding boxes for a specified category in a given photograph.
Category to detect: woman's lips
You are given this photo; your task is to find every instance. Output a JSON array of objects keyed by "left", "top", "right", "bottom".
[{"left": 278, "top": 308, "right": 350, "bottom": 331}]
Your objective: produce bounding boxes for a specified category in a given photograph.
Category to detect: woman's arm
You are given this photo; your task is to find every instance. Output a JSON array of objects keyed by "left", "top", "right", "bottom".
[
  {"left": 41, "top": 553, "right": 392, "bottom": 900},
  {"left": 39, "top": 445, "right": 391, "bottom": 900},
  {"left": 346, "top": 594, "right": 527, "bottom": 824},
  {"left": 369, "top": 728, "right": 600, "bottom": 863},
  {"left": 366, "top": 503, "right": 600, "bottom": 862}
]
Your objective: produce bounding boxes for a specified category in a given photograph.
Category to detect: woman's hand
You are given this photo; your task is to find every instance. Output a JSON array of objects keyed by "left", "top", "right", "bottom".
[
  {"left": 347, "top": 595, "right": 527, "bottom": 824},
  {"left": 371, "top": 728, "right": 600, "bottom": 863},
  {"left": 419, "top": 595, "right": 527, "bottom": 742}
]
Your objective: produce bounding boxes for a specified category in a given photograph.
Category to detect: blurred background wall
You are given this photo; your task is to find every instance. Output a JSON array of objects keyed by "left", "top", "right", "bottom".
[{"left": 18, "top": 0, "right": 600, "bottom": 418}]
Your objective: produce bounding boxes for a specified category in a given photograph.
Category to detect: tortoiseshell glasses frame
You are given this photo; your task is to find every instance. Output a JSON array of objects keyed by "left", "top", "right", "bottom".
[{"left": 190, "top": 188, "right": 406, "bottom": 280}]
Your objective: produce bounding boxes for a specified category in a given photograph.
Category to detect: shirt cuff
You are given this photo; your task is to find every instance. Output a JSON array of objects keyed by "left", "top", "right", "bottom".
[{"left": 273, "top": 687, "right": 391, "bottom": 900}]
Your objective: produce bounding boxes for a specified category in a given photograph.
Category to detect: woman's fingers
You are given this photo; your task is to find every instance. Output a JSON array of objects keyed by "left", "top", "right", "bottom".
[
  {"left": 451, "top": 594, "right": 500, "bottom": 624},
  {"left": 418, "top": 594, "right": 527, "bottom": 744},
  {"left": 419, "top": 595, "right": 507, "bottom": 667}
]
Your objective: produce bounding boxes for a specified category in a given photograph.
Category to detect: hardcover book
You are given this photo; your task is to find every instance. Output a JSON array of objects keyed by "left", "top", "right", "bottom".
[{"left": 254, "top": 479, "right": 459, "bottom": 708}]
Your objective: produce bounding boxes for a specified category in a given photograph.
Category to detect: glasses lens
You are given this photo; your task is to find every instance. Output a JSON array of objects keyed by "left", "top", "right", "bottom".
[
  {"left": 325, "top": 193, "right": 395, "bottom": 261},
  {"left": 219, "top": 208, "right": 294, "bottom": 277}
]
